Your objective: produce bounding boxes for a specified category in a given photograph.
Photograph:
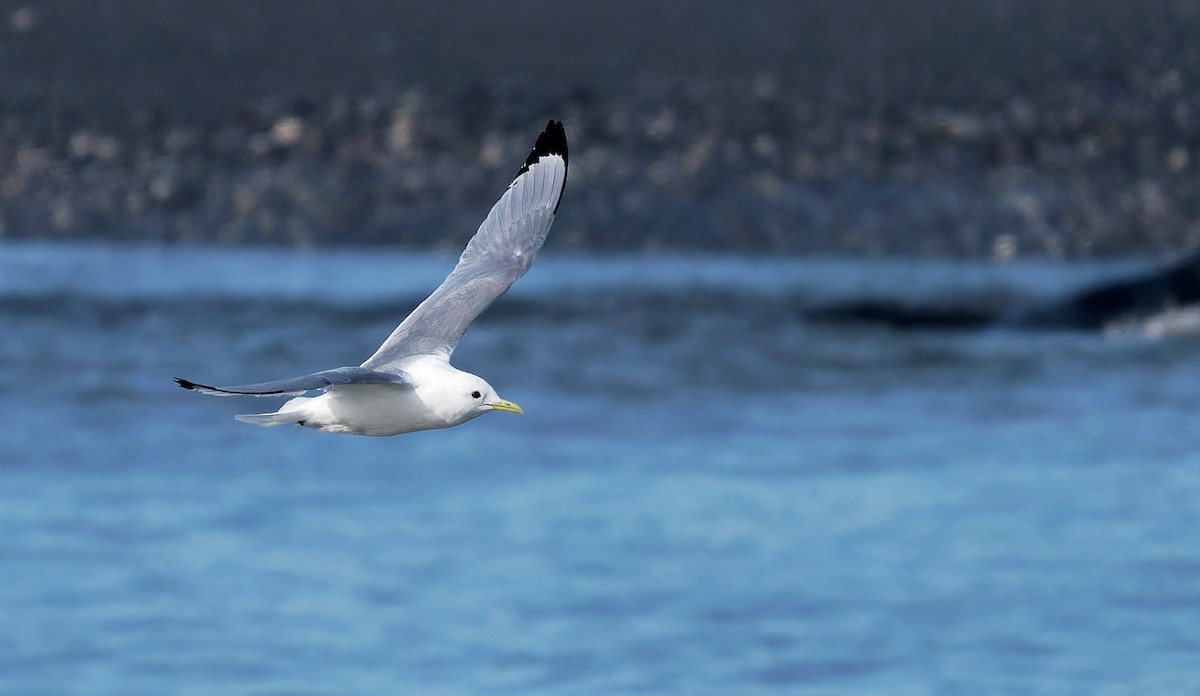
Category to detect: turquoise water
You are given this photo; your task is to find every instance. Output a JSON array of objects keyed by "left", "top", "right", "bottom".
[{"left": 2, "top": 243, "right": 1199, "bottom": 694}]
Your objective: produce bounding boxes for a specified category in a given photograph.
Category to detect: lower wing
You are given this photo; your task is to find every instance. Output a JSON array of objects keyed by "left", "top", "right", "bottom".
[{"left": 175, "top": 366, "right": 412, "bottom": 397}]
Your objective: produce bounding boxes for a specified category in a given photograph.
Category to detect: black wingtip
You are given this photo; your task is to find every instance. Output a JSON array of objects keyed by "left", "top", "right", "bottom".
[
  {"left": 517, "top": 120, "right": 568, "bottom": 177},
  {"left": 175, "top": 377, "right": 198, "bottom": 390},
  {"left": 515, "top": 120, "right": 568, "bottom": 214}
]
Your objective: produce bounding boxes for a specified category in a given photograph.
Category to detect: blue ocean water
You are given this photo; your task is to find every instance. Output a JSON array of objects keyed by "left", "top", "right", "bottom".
[{"left": 2, "top": 242, "right": 1198, "bottom": 695}]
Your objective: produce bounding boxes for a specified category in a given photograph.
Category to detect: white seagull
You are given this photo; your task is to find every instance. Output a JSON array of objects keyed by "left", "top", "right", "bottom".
[{"left": 176, "top": 120, "right": 568, "bottom": 436}]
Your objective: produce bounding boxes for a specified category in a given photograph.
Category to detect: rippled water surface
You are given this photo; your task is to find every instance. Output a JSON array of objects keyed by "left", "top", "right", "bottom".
[{"left": 2, "top": 243, "right": 1198, "bottom": 695}]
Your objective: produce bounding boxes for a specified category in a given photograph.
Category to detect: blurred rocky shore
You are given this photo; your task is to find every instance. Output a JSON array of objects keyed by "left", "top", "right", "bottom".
[{"left": 3, "top": 1, "right": 1200, "bottom": 256}]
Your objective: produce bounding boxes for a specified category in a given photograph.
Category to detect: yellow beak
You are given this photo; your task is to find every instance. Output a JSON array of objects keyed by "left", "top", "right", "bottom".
[{"left": 488, "top": 399, "right": 524, "bottom": 414}]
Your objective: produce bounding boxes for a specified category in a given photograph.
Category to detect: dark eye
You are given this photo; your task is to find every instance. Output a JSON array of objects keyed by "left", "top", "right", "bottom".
[{"left": 471, "top": 391, "right": 482, "bottom": 399}]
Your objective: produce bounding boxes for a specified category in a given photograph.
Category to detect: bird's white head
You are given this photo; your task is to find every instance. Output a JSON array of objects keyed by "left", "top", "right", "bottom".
[{"left": 417, "top": 366, "right": 523, "bottom": 427}]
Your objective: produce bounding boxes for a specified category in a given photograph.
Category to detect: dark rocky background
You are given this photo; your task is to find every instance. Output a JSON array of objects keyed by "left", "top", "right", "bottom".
[{"left": 3, "top": 0, "right": 1200, "bottom": 256}]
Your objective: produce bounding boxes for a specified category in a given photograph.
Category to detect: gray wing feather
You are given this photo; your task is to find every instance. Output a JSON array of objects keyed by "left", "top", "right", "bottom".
[
  {"left": 361, "top": 121, "right": 568, "bottom": 367},
  {"left": 175, "top": 366, "right": 412, "bottom": 397}
]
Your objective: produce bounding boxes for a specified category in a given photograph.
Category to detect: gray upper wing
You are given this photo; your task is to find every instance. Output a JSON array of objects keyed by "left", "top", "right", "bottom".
[
  {"left": 361, "top": 120, "right": 568, "bottom": 367},
  {"left": 175, "top": 366, "right": 412, "bottom": 397}
]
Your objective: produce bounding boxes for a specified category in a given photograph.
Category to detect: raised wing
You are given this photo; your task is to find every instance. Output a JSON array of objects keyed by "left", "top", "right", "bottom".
[
  {"left": 361, "top": 120, "right": 568, "bottom": 367},
  {"left": 174, "top": 366, "right": 412, "bottom": 397}
]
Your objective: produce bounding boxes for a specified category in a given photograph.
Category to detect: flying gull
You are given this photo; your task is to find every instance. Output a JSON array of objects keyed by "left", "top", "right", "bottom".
[{"left": 176, "top": 120, "right": 568, "bottom": 435}]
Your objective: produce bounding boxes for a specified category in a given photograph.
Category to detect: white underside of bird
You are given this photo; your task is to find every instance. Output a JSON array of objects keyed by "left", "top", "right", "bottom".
[
  {"left": 232, "top": 356, "right": 524, "bottom": 436},
  {"left": 176, "top": 121, "right": 568, "bottom": 436}
]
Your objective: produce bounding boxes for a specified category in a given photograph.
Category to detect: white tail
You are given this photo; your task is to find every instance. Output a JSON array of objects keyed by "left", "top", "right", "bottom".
[
  {"left": 234, "top": 396, "right": 313, "bottom": 428},
  {"left": 234, "top": 412, "right": 298, "bottom": 427}
]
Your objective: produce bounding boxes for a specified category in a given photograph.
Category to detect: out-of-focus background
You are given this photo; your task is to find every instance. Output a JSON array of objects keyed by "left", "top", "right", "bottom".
[
  {"left": 3, "top": 2, "right": 1200, "bottom": 695},
  {"left": 4, "top": 0, "right": 1200, "bottom": 255}
]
